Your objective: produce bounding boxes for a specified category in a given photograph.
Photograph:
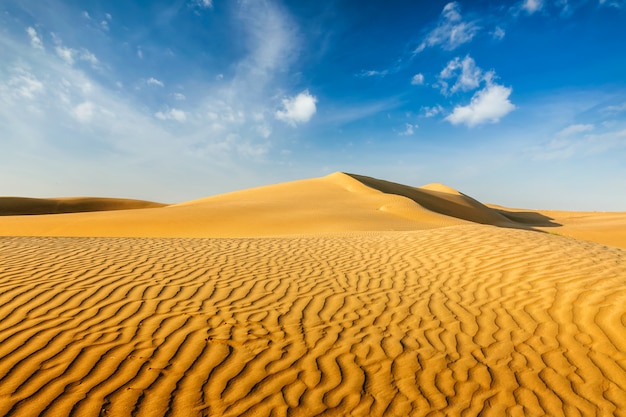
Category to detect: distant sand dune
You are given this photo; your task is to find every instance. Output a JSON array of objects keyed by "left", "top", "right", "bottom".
[
  {"left": 0, "top": 197, "right": 166, "bottom": 216},
  {"left": 1, "top": 226, "right": 625, "bottom": 416}
]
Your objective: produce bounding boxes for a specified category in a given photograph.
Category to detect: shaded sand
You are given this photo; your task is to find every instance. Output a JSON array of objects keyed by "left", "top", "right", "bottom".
[
  {"left": 0, "top": 197, "right": 165, "bottom": 216},
  {"left": 1, "top": 172, "right": 626, "bottom": 416},
  {"left": 1, "top": 227, "right": 625, "bottom": 416}
]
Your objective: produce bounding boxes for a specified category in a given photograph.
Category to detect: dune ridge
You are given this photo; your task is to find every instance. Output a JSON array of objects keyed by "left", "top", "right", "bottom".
[
  {"left": 1, "top": 173, "right": 624, "bottom": 249},
  {"left": 1, "top": 226, "right": 625, "bottom": 416}
]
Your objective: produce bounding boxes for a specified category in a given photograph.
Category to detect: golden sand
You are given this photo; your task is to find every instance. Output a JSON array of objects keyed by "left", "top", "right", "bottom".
[{"left": 0, "top": 173, "right": 625, "bottom": 416}]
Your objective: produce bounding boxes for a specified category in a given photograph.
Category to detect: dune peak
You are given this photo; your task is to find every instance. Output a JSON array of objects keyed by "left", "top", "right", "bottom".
[{"left": 419, "top": 183, "right": 462, "bottom": 195}]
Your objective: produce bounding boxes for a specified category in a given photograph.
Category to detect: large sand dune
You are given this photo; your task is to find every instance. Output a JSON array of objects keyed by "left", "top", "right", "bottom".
[{"left": 1, "top": 173, "right": 625, "bottom": 416}]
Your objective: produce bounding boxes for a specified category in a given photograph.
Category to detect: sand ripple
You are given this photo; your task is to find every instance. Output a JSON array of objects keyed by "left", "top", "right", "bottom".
[{"left": 1, "top": 226, "right": 625, "bottom": 416}]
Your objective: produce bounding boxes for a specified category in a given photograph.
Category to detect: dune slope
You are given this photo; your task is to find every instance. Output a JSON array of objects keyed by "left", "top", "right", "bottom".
[
  {"left": 0, "top": 173, "right": 473, "bottom": 237},
  {"left": 0, "top": 226, "right": 625, "bottom": 416}
]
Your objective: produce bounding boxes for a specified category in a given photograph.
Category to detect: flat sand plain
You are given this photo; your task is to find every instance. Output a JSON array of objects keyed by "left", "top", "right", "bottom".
[{"left": 0, "top": 173, "right": 625, "bottom": 416}]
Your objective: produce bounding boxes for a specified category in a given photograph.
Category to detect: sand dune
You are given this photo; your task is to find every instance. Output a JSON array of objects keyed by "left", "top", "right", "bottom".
[
  {"left": 1, "top": 173, "right": 625, "bottom": 416},
  {"left": 0, "top": 197, "right": 166, "bottom": 216}
]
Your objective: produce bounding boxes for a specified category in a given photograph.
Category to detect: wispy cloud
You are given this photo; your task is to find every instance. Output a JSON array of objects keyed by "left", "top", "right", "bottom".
[
  {"left": 421, "top": 105, "right": 444, "bottom": 118},
  {"left": 446, "top": 83, "right": 515, "bottom": 127},
  {"left": 155, "top": 108, "right": 187, "bottom": 122},
  {"left": 193, "top": 0, "right": 213, "bottom": 9},
  {"left": 275, "top": 90, "right": 317, "bottom": 126},
  {"left": 399, "top": 123, "right": 417, "bottom": 136},
  {"left": 414, "top": 2, "right": 480, "bottom": 53},
  {"left": 54, "top": 39, "right": 99, "bottom": 68},
  {"left": 26, "top": 27, "right": 44, "bottom": 50},
  {"left": 147, "top": 77, "right": 164, "bottom": 87},
  {"left": 492, "top": 26, "right": 506, "bottom": 40},
  {"left": 532, "top": 127, "right": 626, "bottom": 160},
  {"left": 558, "top": 123, "right": 594, "bottom": 137}
]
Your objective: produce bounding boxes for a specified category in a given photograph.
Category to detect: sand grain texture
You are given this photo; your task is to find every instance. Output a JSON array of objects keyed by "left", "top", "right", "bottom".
[{"left": 1, "top": 173, "right": 625, "bottom": 416}]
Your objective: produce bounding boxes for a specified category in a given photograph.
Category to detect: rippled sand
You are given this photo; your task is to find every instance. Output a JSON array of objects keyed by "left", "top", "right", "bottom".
[{"left": 0, "top": 173, "right": 625, "bottom": 416}]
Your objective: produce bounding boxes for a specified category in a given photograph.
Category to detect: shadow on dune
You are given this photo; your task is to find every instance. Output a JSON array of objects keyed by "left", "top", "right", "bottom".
[
  {"left": 493, "top": 209, "right": 561, "bottom": 228},
  {"left": 344, "top": 173, "right": 561, "bottom": 231},
  {"left": 0, "top": 197, "right": 166, "bottom": 216}
]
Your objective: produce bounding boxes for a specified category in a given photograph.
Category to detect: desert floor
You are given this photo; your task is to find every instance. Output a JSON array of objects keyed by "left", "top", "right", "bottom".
[{"left": 0, "top": 173, "right": 625, "bottom": 416}]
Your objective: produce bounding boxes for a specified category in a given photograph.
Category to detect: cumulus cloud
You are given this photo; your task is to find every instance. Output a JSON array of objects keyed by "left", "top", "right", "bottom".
[
  {"left": 558, "top": 124, "right": 594, "bottom": 137},
  {"left": 275, "top": 90, "right": 317, "bottom": 126},
  {"left": 155, "top": 108, "right": 187, "bottom": 122},
  {"left": 147, "top": 77, "right": 164, "bottom": 87},
  {"left": 411, "top": 73, "right": 425, "bottom": 85},
  {"left": 439, "top": 55, "right": 483, "bottom": 94},
  {"left": 26, "top": 27, "right": 44, "bottom": 50},
  {"left": 414, "top": 2, "right": 480, "bottom": 53},
  {"left": 445, "top": 83, "right": 516, "bottom": 127}
]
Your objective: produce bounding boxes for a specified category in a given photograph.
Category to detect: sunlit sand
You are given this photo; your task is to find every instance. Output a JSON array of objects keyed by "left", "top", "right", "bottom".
[{"left": 1, "top": 173, "right": 624, "bottom": 416}]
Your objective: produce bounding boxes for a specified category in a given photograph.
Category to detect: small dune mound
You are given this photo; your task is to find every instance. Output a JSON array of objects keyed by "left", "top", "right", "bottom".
[
  {"left": 0, "top": 197, "right": 166, "bottom": 216},
  {"left": 419, "top": 182, "right": 462, "bottom": 195},
  {"left": 345, "top": 173, "right": 520, "bottom": 228}
]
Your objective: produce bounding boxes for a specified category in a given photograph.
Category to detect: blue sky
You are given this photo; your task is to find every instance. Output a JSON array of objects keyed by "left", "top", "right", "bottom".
[{"left": 1, "top": 0, "right": 625, "bottom": 210}]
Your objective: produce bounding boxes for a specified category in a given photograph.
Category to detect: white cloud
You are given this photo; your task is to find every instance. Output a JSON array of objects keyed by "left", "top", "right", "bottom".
[
  {"left": 73, "top": 101, "right": 94, "bottom": 123},
  {"left": 105, "top": 13, "right": 112, "bottom": 20},
  {"left": 445, "top": 83, "right": 516, "bottom": 127},
  {"left": 194, "top": 0, "right": 213, "bottom": 8},
  {"left": 522, "top": 0, "right": 543, "bottom": 13},
  {"left": 155, "top": 108, "right": 187, "bottom": 122},
  {"left": 26, "top": 27, "right": 44, "bottom": 50},
  {"left": 602, "top": 102, "right": 626, "bottom": 114},
  {"left": 414, "top": 2, "right": 480, "bottom": 53},
  {"left": 421, "top": 105, "right": 444, "bottom": 118},
  {"left": 101, "top": 20, "right": 109, "bottom": 31},
  {"left": 56, "top": 46, "right": 75, "bottom": 65},
  {"left": 558, "top": 124, "right": 594, "bottom": 137},
  {"left": 55, "top": 44, "right": 99, "bottom": 67},
  {"left": 147, "top": 77, "right": 164, "bottom": 87},
  {"left": 492, "top": 26, "right": 506, "bottom": 40},
  {"left": 173, "top": 93, "right": 186, "bottom": 100},
  {"left": 399, "top": 123, "right": 417, "bottom": 136},
  {"left": 411, "top": 73, "right": 425, "bottom": 85},
  {"left": 439, "top": 55, "right": 483, "bottom": 94},
  {"left": 360, "top": 69, "right": 390, "bottom": 77},
  {"left": 275, "top": 90, "right": 317, "bottom": 126},
  {"left": 3, "top": 66, "right": 45, "bottom": 99},
  {"left": 600, "top": 0, "right": 626, "bottom": 8}
]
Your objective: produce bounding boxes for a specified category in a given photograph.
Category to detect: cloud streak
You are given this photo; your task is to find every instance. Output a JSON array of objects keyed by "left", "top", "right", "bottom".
[{"left": 414, "top": 2, "right": 480, "bottom": 53}]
